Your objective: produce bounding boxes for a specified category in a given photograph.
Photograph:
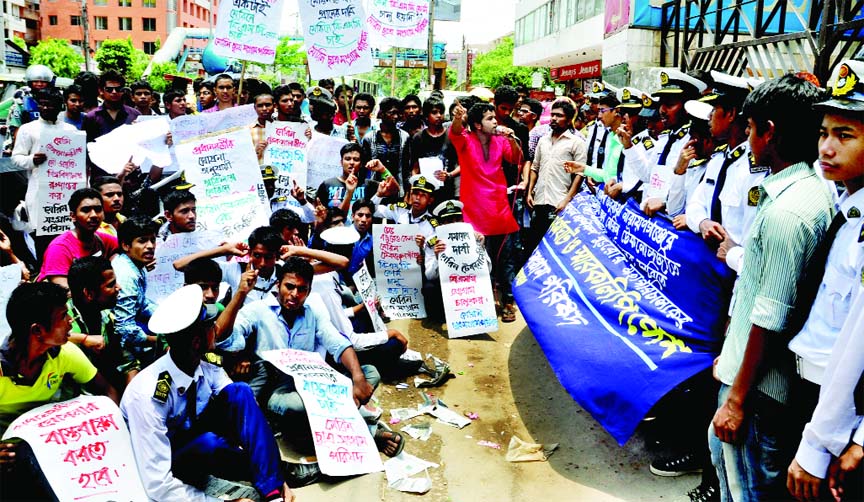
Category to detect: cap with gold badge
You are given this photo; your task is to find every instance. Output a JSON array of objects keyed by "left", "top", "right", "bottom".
[
  {"left": 433, "top": 200, "right": 463, "bottom": 219},
  {"left": 638, "top": 93, "right": 662, "bottom": 119},
  {"left": 654, "top": 68, "right": 708, "bottom": 98},
  {"left": 306, "top": 85, "right": 333, "bottom": 101},
  {"left": 617, "top": 87, "right": 646, "bottom": 111},
  {"left": 699, "top": 71, "right": 751, "bottom": 107},
  {"left": 148, "top": 285, "right": 220, "bottom": 336},
  {"left": 587, "top": 81, "right": 612, "bottom": 100},
  {"left": 409, "top": 174, "right": 441, "bottom": 193},
  {"left": 814, "top": 60, "right": 864, "bottom": 113},
  {"left": 261, "top": 165, "right": 277, "bottom": 181}
]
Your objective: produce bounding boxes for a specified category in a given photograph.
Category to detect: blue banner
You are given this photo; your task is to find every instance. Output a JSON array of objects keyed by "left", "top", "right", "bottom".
[{"left": 514, "top": 191, "right": 736, "bottom": 445}]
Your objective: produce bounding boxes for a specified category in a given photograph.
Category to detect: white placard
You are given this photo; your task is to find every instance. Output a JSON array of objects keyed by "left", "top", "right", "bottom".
[
  {"left": 174, "top": 129, "right": 270, "bottom": 240},
  {"left": 436, "top": 222, "right": 498, "bottom": 337},
  {"left": 2, "top": 396, "right": 148, "bottom": 502},
  {"left": 298, "top": 0, "right": 374, "bottom": 79},
  {"left": 373, "top": 224, "right": 427, "bottom": 319},
  {"left": 260, "top": 349, "right": 384, "bottom": 477},
  {"left": 417, "top": 157, "right": 443, "bottom": 183},
  {"left": 35, "top": 130, "right": 87, "bottom": 236},
  {"left": 352, "top": 262, "right": 387, "bottom": 332},
  {"left": 0, "top": 263, "right": 22, "bottom": 342},
  {"left": 212, "top": 0, "right": 285, "bottom": 64},
  {"left": 263, "top": 121, "right": 309, "bottom": 208},
  {"left": 170, "top": 104, "right": 258, "bottom": 144},
  {"left": 365, "top": 0, "right": 429, "bottom": 50},
  {"left": 145, "top": 230, "right": 223, "bottom": 304},
  {"left": 306, "top": 133, "right": 348, "bottom": 192}
]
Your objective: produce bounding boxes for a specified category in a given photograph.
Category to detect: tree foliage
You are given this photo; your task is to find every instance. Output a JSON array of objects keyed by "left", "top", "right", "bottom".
[
  {"left": 146, "top": 61, "right": 180, "bottom": 93},
  {"left": 95, "top": 38, "right": 150, "bottom": 82},
  {"left": 10, "top": 36, "right": 26, "bottom": 50},
  {"left": 29, "top": 38, "right": 84, "bottom": 79},
  {"left": 470, "top": 36, "right": 549, "bottom": 89}
]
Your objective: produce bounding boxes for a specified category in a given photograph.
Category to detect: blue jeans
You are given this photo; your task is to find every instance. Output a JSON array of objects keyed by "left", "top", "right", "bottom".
[
  {"left": 708, "top": 384, "right": 797, "bottom": 502},
  {"left": 171, "top": 383, "right": 283, "bottom": 497}
]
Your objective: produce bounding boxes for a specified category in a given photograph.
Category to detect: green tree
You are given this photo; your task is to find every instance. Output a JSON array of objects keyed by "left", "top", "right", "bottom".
[
  {"left": 95, "top": 38, "right": 151, "bottom": 82},
  {"left": 146, "top": 61, "right": 180, "bottom": 93},
  {"left": 470, "top": 36, "right": 549, "bottom": 89},
  {"left": 29, "top": 38, "right": 84, "bottom": 78},
  {"left": 10, "top": 36, "right": 27, "bottom": 50}
]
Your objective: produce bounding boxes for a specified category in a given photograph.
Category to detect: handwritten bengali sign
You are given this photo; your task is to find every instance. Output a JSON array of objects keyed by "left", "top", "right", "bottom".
[
  {"left": 35, "top": 130, "right": 87, "bottom": 236},
  {"left": 213, "top": 0, "right": 285, "bottom": 63},
  {"left": 2, "top": 396, "right": 148, "bottom": 501},
  {"left": 306, "top": 133, "right": 348, "bottom": 193},
  {"left": 170, "top": 104, "right": 258, "bottom": 144},
  {"left": 435, "top": 223, "right": 497, "bottom": 338},
  {"left": 373, "top": 224, "right": 426, "bottom": 319},
  {"left": 146, "top": 230, "right": 224, "bottom": 304},
  {"left": 513, "top": 191, "right": 735, "bottom": 444},
  {"left": 298, "top": 0, "right": 374, "bottom": 79},
  {"left": 260, "top": 349, "right": 384, "bottom": 476},
  {"left": 352, "top": 262, "right": 388, "bottom": 332},
  {"left": 365, "top": 0, "right": 430, "bottom": 49},
  {"left": 263, "top": 121, "right": 309, "bottom": 207},
  {"left": 0, "top": 263, "right": 22, "bottom": 343},
  {"left": 175, "top": 129, "right": 270, "bottom": 240}
]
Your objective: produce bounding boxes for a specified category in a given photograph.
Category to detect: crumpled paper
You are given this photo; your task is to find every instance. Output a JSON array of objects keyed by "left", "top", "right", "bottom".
[
  {"left": 504, "top": 435, "right": 559, "bottom": 462},
  {"left": 384, "top": 452, "right": 439, "bottom": 493}
]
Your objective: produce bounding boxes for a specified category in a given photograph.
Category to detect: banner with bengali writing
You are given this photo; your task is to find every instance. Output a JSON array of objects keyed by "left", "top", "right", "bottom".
[
  {"left": 170, "top": 105, "right": 258, "bottom": 144},
  {"left": 436, "top": 223, "right": 498, "bottom": 338},
  {"left": 306, "top": 133, "right": 348, "bottom": 193},
  {"left": 513, "top": 191, "right": 735, "bottom": 444},
  {"left": 175, "top": 129, "right": 270, "bottom": 241},
  {"left": 263, "top": 121, "right": 309, "bottom": 208},
  {"left": 365, "top": 0, "right": 430, "bottom": 50},
  {"left": 353, "top": 262, "right": 388, "bottom": 332},
  {"left": 35, "top": 130, "right": 87, "bottom": 236},
  {"left": 298, "top": 0, "right": 374, "bottom": 79},
  {"left": 373, "top": 224, "right": 427, "bottom": 319},
  {"left": 260, "top": 349, "right": 384, "bottom": 476},
  {"left": 146, "top": 230, "right": 224, "bottom": 304},
  {"left": 2, "top": 396, "right": 148, "bottom": 501},
  {"left": 213, "top": 0, "right": 285, "bottom": 63}
]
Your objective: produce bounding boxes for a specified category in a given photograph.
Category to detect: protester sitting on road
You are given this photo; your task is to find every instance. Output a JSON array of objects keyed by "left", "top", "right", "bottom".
[
  {"left": 121, "top": 284, "right": 294, "bottom": 502},
  {"left": 0, "top": 282, "right": 120, "bottom": 501},
  {"left": 113, "top": 216, "right": 159, "bottom": 365}
]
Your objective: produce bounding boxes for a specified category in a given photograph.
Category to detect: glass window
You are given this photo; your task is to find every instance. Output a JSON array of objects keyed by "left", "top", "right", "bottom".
[
  {"left": 142, "top": 17, "right": 156, "bottom": 31},
  {"left": 70, "top": 14, "right": 81, "bottom": 25},
  {"left": 143, "top": 0, "right": 156, "bottom": 7},
  {"left": 94, "top": 16, "right": 108, "bottom": 29},
  {"left": 48, "top": 14, "right": 57, "bottom": 24},
  {"left": 94, "top": 0, "right": 107, "bottom": 5},
  {"left": 118, "top": 0, "right": 131, "bottom": 6},
  {"left": 118, "top": 16, "right": 132, "bottom": 30},
  {"left": 143, "top": 41, "right": 157, "bottom": 54}
]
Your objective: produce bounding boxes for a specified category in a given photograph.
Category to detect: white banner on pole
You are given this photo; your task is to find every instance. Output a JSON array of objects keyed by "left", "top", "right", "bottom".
[
  {"left": 365, "top": 0, "right": 430, "bottom": 50},
  {"left": 298, "top": 0, "right": 374, "bottom": 79},
  {"left": 35, "top": 130, "right": 87, "bottom": 236},
  {"left": 373, "top": 224, "right": 426, "bottom": 319},
  {"left": 212, "top": 0, "right": 285, "bottom": 63}
]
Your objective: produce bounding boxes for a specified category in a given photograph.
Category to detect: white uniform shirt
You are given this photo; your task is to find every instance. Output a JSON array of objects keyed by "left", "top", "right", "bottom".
[
  {"left": 795, "top": 283, "right": 864, "bottom": 478},
  {"left": 120, "top": 355, "right": 232, "bottom": 502},
  {"left": 666, "top": 153, "right": 714, "bottom": 217},
  {"left": 685, "top": 142, "right": 767, "bottom": 272},
  {"left": 584, "top": 121, "right": 609, "bottom": 168},
  {"left": 642, "top": 124, "right": 691, "bottom": 204},
  {"left": 788, "top": 188, "right": 864, "bottom": 384},
  {"left": 620, "top": 130, "right": 665, "bottom": 193}
]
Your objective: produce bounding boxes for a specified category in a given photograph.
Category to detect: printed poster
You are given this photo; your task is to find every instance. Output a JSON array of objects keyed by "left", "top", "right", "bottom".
[
  {"left": 298, "top": 0, "right": 374, "bottom": 79},
  {"left": 365, "top": 0, "right": 429, "bottom": 49},
  {"left": 372, "top": 224, "right": 427, "bottom": 319},
  {"left": 213, "top": 0, "right": 285, "bottom": 63},
  {"left": 35, "top": 130, "right": 87, "bottom": 236},
  {"left": 263, "top": 121, "right": 310, "bottom": 208}
]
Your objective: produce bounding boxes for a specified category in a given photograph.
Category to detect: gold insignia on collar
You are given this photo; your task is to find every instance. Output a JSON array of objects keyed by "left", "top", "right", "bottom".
[
  {"left": 748, "top": 186, "right": 760, "bottom": 206},
  {"left": 622, "top": 89, "right": 631, "bottom": 101},
  {"left": 833, "top": 64, "right": 859, "bottom": 97},
  {"left": 660, "top": 72, "right": 670, "bottom": 85},
  {"left": 849, "top": 207, "right": 861, "bottom": 218}
]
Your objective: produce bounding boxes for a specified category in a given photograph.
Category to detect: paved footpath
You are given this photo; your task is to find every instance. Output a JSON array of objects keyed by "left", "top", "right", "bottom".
[{"left": 283, "top": 312, "right": 698, "bottom": 502}]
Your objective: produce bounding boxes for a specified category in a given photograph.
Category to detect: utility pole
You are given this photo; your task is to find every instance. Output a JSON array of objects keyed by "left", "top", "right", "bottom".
[
  {"left": 427, "top": 0, "right": 435, "bottom": 88},
  {"left": 81, "top": 0, "right": 91, "bottom": 70}
]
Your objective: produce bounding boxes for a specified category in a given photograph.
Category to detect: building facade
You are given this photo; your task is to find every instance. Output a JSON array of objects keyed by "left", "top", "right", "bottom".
[{"left": 39, "top": 0, "right": 216, "bottom": 57}]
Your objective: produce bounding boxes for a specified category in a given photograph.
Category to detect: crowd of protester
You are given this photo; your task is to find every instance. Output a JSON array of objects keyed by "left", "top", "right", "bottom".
[{"left": 0, "top": 57, "right": 862, "bottom": 502}]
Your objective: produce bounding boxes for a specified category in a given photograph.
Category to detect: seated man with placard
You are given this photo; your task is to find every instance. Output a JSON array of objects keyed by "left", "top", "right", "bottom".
[{"left": 217, "top": 258, "right": 402, "bottom": 482}]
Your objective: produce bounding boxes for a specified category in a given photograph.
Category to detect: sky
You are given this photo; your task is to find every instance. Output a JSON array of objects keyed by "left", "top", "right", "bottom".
[{"left": 280, "top": 0, "right": 516, "bottom": 51}]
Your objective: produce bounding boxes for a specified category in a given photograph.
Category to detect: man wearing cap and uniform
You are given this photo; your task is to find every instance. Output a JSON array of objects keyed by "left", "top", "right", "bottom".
[
  {"left": 584, "top": 82, "right": 615, "bottom": 169},
  {"left": 121, "top": 285, "right": 294, "bottom": 502},
  {"left": 685, "top": 71, "right": 765, "bottom": 274},
  {"left": 610, "top": 94, "right": 667, "bottom": 202},
  {"left": 642, "top": 69, "right": 708, "bottom": 216},
  {"left": 371, "top": 174, "right": 441, "bottom": 263},
  {"left": 666, "top": 99, "right": 715, "bottom": 219},
  {"left": 785, "top": 59, "right": 864, "bottom": 502},
  {"left": 262, "top": 165, "right": 318, "bottom": 223}
]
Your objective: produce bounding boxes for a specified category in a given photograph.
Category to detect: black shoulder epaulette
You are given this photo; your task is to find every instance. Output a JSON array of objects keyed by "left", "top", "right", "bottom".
[
  {"left": 587, "top": 120, "right": 596, "bottom": 126},
  {"left": 713, "top": 143, "right": 729, "bottom": 153},
  {"left": 691, "top": 158, "right": 708, "bottom": 167},
  {"left": 632, "top": 136, "right": 642, "bottom": 145},
  {"left": 203, "top": 352, "right": 223, "bottom": 367},
  {"left": 427, "top": 216, "right": 439, "bottom": 227},
  {"left": 643, "top": 139, "right": 655, "bottom": 150},
  {"left": 153, "top": 371, "right": 172, "bottom": 403}
]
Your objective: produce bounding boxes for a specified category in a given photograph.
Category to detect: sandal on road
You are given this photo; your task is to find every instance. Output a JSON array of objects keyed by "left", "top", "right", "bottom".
[
  {"left": 374, "top": 423, "right": 406, "bottom": 457},
  {"left": 502, "top": 304, "right": 517, "bottom": 323}
]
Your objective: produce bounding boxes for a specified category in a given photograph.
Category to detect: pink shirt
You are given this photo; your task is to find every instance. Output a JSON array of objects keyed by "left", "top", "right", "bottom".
[
  {"left": 38, "top": 230, "right": 118, "bottom": 281},
  {"left": 449, "top": 127, "right": 520, "bottom": 236}
]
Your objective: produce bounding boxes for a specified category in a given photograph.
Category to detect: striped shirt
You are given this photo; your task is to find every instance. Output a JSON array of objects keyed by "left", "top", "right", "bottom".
[{"left": 715, "top": 161, "right": 836, "bottom": 404}]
